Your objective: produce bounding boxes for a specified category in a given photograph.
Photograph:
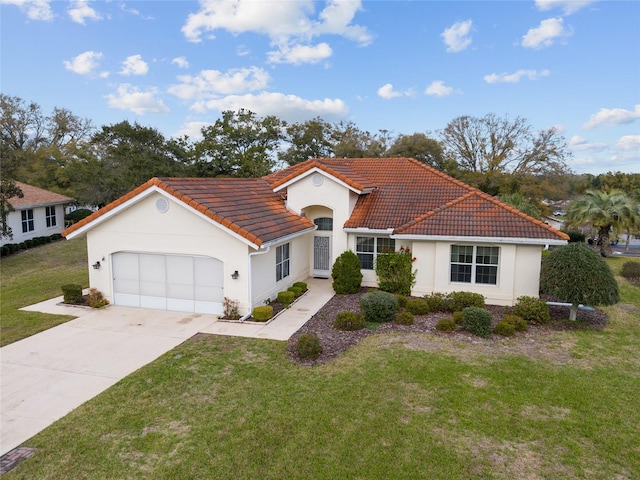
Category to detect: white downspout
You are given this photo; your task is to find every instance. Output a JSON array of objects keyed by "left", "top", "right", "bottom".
[{"left": 240, "top": 245, "right": 271, "bottom": 321}]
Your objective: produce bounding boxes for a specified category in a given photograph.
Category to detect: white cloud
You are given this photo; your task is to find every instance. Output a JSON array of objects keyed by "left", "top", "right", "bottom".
[
  {"left": 484, "top": 69, "right": 550, "bottom": 84},
  {"left": 268, "top": 42, "right": 332, "bottom": 65},
  {"left": 172, "top": 57, "right": 190, "bottom": 69},
  {"left": 568, "top": 135, "right": 607, "bottom": 151},
  {"left": 68, "top": 0, "right": 102, "bottom": 24},
  {"left": 425, "top": 80, "right": 454, "bottom": 97},
  {"left": 441, "top": 19, "right": 473, "bottom": 53},
  {"left": 194, "top": 92, "right": 348, "bottom": 123},
  {"left": 0, "top": 0, "right": 53, "bottom": 21},
  {"left": 377, "top": 83, "right": 402, "bottom": 100},
  {"left": 168, "top": 67, "right": 270, "bottom": 99},
  {"left": 119, "top": 54, "right": 149, "bottom": 76},
  {"left": 616, "top": 135, "right": 640, "bottom": 151},
  {"left": 535, "top": 0, "right": 596, "bottom": 15},
  {"left": 181, "top": 0, "right": 371, "bottom": 64},
  {"left": 106, "top": 84, "right": 169, "bottom": 114},
  {"left": 63, "top": 51, "right": 107, "bottom": 77},
  {"left": 583, "top": 105, "right": 640, "bottom": 129},
  {"left": 173, "top": 121, "right": 212, "bottom": 141},
  {"left": 521, "top": 17, "right": 572, "bottom": 49}
]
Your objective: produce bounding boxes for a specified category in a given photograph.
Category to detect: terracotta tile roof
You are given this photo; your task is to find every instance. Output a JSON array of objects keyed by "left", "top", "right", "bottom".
[
  {"left": 265, "top": 159, "right": 375, "bottom": 192},
  {"left": 63, "top": 177, "right": 315, "bottom": 247},
  {"left": 9, "top": 182, "right": 73, "bottom": 208}
]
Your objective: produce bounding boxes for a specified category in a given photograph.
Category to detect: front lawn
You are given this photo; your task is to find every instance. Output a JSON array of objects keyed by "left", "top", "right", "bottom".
[{"left": 0, "top": 238, "right": 88, "bottom": 346}]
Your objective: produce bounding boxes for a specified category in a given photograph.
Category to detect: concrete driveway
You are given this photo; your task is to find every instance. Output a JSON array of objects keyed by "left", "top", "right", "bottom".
[{"left": 1, "top": 305, "right": 218, "bottom": 456}]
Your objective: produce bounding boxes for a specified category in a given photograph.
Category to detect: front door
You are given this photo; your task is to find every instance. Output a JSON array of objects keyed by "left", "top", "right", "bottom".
[{"left": 313, "top": 235, "right": 331, "bottom": 278}]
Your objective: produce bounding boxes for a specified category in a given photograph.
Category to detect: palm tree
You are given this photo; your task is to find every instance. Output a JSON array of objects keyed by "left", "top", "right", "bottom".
[
  {"left": 565, "top": 189, "right": 633, "bottom": 257},
  {"left": 622, "top": 200, "right": 640, "bottom": 252}
]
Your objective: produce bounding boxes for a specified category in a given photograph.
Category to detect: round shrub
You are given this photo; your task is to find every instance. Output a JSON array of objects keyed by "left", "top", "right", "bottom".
[
  {"left": 288, "top": 286, "right": 303, "bottom": 298},
  {"left": 424, "top": 293, "right": 447, "bottom": 312},
  {"left": 277, "top": 290, "right": 295, "bottom": 305},
  {"left": 452, "top": 311, "right": 464, "bottom": 325},
  {"left": 621, "top": 261, "right": 640, "bottom": 284},
  {"left": 360, "top": 290, "right": 399, "bottom": 323},
  {"left": 65, "top": 208, "right": 93, "bottom": 224},
  {"left": 293, "top": 281, "right": 308, "bottom": 292},
  {"left": 331, "top": 251, "right": 363, "bottom": 294},
  {"left": 436, "top": 317, "right": 457, "bottom": 332},
  {"left": 502, "top": 314, "right": 528, "bottom": 332},
  {"left": 511, "top": 296, "right": 550, "bottom": 325},
  {"left": 61, "top": 284, "right": 83, "bottom": 304},
  {"left": 447, "top": 291, "right": 485, "bottom": 312},
  {"left": 405, "top": 298, "right": 430, "bottom": 315},
  {"left": 462, "top": 307, "right": 492, "bottom": 338},
  {"left": 395, "top": 311, "right": 414, "bottom": 326},
  {"left": 296, "top": 333, "right": 322, "bottom": 360},
  {"left": 252, "top": 305, "right": 273, "bottom": 322},
  {"left": 396, "top": 295, "right": 408, "bottom": 309},
  {"left": 493, "top": 320, "right": 516, "bottom": 336},
  {"left": 333, "top": 311, "right": 366, "bottom": 331}
]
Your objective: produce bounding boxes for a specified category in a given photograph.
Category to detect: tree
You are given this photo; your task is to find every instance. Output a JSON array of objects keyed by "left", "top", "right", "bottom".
[
  {"left": 439, "top": 114, "right": 570, "bottom": 188},
  {"left": 498, "top": 192, "right": 542, "bottom": 220},
  {"left": 279, "top": 117, "right": 334, "bottom": 166},
  {"left": 195, "top": 109, "right": 283, "bottom": 177},
  {"left": 0, "top": 179, "right": 23, "bottom": 240},
  {"left": 540, "top": 243, "right": 619, "bottom": 320},
  {"left": 386, "top": 133, "right": 450, "bottom": 170},
  {"left": 330, "top": 121, "right": 389, "bottom": 158},
  {"left": 565, "top": 189, "right": 634, "bottom": 257}
]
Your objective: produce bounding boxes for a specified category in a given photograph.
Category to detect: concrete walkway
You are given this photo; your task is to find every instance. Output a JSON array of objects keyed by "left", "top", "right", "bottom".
[{"left": 0, "top": 277, "right": 334, "bottom": 456}]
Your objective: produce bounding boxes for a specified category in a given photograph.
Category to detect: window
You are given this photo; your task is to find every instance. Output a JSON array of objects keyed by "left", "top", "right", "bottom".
[
  {"left": 276, "top": 243, "right": 290, "bottom": 281},
  {"left": 314, "top": 217, "right": 333, "bottom": 231},
  {"left": 450, "top": 245, "right": 499, "bottom": 285},
  {"left": 21, "top": 209, "right": 34, "bottom": 233},
  {"left": 356, "top": 236, "right": 395, "bottom": 270},
  {"left": 46, "top": 206, "right": 57, "bottom": 227}
]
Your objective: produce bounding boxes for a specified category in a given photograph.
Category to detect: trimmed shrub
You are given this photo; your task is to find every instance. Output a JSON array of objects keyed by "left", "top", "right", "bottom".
[
  {"left": 396, "top": 295, "right": 408, "bottom": 309},
  {"left": 462, "top": 307, "right": 492, "bottom": 338},
  {"left": 452, "top": 311, "right": 464, "bottom": 325},
  {"left": 331, "top": 251, "right": 363, "bottom": 294},
  {"left": 395, "top": 311, "right": 414, "bottom": 326},
  {"left": 447, "top": 291, "right": 485, "bottom": 312},
  {"left": 62, "top": 284, "right": 83, "bottom": 304},
  {"left": 333, "top": 311, "right": 366, "bottom": 331},
  {"left": 424, "top": 293, "right": 448, "bottom": 312},
  {"left": 375, "top": 246, "right": 416, "bottom": 296},
  {"left": 406, "top": 298, "right": 430, "bottom": 315},
  {"left": 512, "top": 296, "right": 550, "bottom": 325},
  {"left": 502, "top": 314, "right": 528, "bottom": 332},
  {"left": 86, "top": 288, "right": 109, "bottom": 308},
  {"left": 293, "top": 281, "right": 308, "bottom": 292},
  {"left": 436, "top": 317, "right": 457, "bottom": 332},
  {"left": 621, "top": 261, "right": 640, "bottom": 284},
  {"left": 493, "top": 319, "right": 516, "bottom": 336},
  {"left": 296, "top": 333, "right": 322, "bottom": 360},
  {"left": 288, "top": 286, "right": 303, "bottom": 298},
  {"left": 562, "top": 230, "right": 586, "bottom": 243},
  {"left": 252, "top": 305, "right": 273, "bottom": 322},
  {"left": 360, "top": 290, "right": 399, "bottom": 323},
  {"left": 277, "top": 290, "right": 295, "bottom": 305},
  {"left": 65, "top": 208, "right": 93, "bottom": 224}
]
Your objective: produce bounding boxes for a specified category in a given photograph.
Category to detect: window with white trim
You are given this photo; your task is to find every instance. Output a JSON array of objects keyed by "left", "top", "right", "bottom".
[
  {"left": 276, "top": 243, "right": 290, "bottom": 281},
  {"left": 21, "top": 209, "right": 34, "bottom": 233},
  {"left": 46, "top": 206, "right": 57, "bottom": 227},
  {"left": 450, "top": 245, "right": 499, "bottom": 285},
  {"left": 314, "top": 217, "right": 333, "bottom": 231},
  {"left": 356, "top": 236, "right": 395, "bottom": 270}
]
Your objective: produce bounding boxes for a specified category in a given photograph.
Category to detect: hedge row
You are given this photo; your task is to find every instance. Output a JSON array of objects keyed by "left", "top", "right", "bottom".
[{"left": 1, "top": 234, "right": 63, "bottom": 258}]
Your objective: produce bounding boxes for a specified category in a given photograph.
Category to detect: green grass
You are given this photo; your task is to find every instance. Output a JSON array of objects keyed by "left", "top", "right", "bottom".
[
  {"left": 0, "top": 238, "right": 88, "bottom": 346},
  {"left": 3, "top": 245, "right": 640, "bottom": 479}
]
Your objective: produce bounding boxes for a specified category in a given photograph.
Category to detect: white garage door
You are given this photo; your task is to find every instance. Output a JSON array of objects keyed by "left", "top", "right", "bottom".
[{"left": 112, "top": 252, "right": 224, "bottom": 314}]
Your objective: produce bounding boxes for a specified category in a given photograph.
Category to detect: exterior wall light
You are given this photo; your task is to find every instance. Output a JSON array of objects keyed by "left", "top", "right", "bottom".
[
  {"left": 231, "top": 270, "right": 239, "bottom": 279},
  {"left": 92, "top": 261, "right": 101, "bottom": 270}
]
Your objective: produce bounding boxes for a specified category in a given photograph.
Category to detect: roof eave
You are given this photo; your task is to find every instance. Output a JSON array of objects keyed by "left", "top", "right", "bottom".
[
  {"left": 390, "top": 234, "right": 568, "bottom": 246},
  {"left": 272, "top": 166, "right": 365, "bottom": 195}
]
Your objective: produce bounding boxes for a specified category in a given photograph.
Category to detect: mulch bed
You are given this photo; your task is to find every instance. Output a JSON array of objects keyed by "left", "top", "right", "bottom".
[{"left": 287, "top": 289, "right": 608, "bottom": 365}]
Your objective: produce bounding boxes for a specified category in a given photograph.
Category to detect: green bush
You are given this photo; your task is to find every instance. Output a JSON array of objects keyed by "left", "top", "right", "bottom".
[
  {"left": 331, "top": 251, "right": 363, "bottom": 294},
  {"left": 493, "top": 320, "right": 516, "bottom": 336},
  {"left": 293, "top": 281, "right": 308, "bottom": 292},
  {"left": 375, "top": 246, "right": 416, "bottom": 296},
  {"left": 62, "top": 284, "right": 83, "bottom": 304},
  {"left": 405, "top": 298, "right": 430, "bottom": 315},
  {"left": 562, "top": 230, "right": 586, "bottom": 243},
  {"left": 396, "top": 295, "right": 408, "bottom": 309},
  {"left": 502, "top": 314, "right": 528, "bottom": 332},
  {"left": 65, "top": 208, "right": 93, "bottom": 224},
  {"left": 296, "top": 333, "right": 322, "bottom": 360},
  {"left": 360, "top": 290, "right": 399, "bottom": 323},
  {"left": 462, "top": 307, "right": 492, "bottom": 338},
  {"left": 452, "top": 311, "right": 464, "bottom": 325},
  {"left": 277, "top": 290, "right": 295, "bottom": 305},
  {"left": 333, "top": 311, "right": 366, "bottom": 331},
  {"left": 288, "top": 286, "right": 303, "bottom": 298},
  {"left": 436, "top": 317, "right": 457, "bottom": 332},
  {"left": 252, "top": 305, "right": 273, "bottom": 322},
  {"left": 447, "top": 291, "right": 485, "bottom": 312},
  {"left": 86, "top": 288, "right": 109, "bottom": 308},
  {"left": 424, "top": 293, "right": 447, "bottom": 312},
  {"left": 512, "top": 296, "right": 550, "bottom": 325},
  {"left": 621, "top": 261, "right": 640, "bottom": 283},
  {"left": 395, "top": 311, "right": 414, "bottom": 326}
]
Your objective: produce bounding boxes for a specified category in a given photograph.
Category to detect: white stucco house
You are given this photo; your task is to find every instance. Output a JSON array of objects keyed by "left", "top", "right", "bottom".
[
  {"left": 2, "top": 182, "right": 73, "bottom": 247},
  {"left": 63, "top": 158, "right": 568, "bottom": 317}
]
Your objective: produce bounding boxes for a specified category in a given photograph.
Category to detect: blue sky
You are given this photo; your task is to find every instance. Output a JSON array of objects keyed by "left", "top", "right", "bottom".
[{"left": 2, "top": 0, "right": 639, "bottom": 175}]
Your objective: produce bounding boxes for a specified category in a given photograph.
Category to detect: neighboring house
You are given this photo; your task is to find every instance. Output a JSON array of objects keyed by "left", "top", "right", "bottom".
[
  {"left": 1, "top": 182, "right": 73, "bottom": 247},
  {"left": 63, "top": 158, "right": 568, "bottom": 317}
]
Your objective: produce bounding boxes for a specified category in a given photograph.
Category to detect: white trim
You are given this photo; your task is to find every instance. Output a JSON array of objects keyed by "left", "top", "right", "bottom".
[
  {"left": 261, "top": 225, "right": 317, "bottom": 248},
  {"left": 391, "top": 234, "right": 567, "bottom": 246},
  {"left": 272, "top": 167, "right": 365, "bottom": 195},
  {"left": 344, "top": 227, "right": 395, "bottom": 235}
]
